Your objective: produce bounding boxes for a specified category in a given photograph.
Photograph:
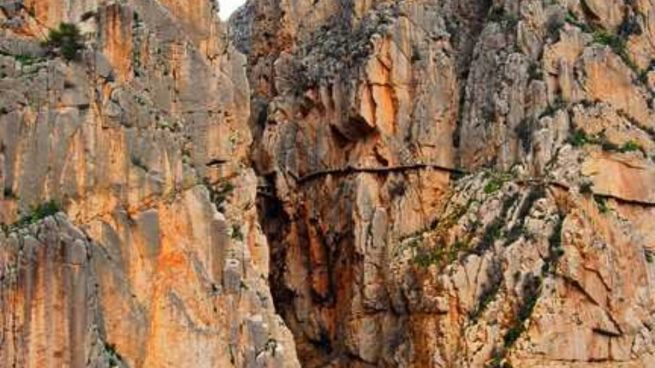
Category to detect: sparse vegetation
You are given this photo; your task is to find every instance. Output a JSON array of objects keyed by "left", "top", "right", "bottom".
[
  {"left": 503, "top": 274, "right": 542, "bottom": 348},
  {"left": 543, "top": 214, "right": 565, "bottom": 274},
  {"left": 568, "top": 129, "right": 643, "bottom": 154},
  {"left": 483, "top": 171, "right": 512, "bottom": 195},
  {"left": 3, "top": 200, "right": 61, "bottom": 232},
  {"left": 484, "top": 180, "right": 502, "bottom": 194},
  {"left": 564, "top": 11, "right": 591, "bottom": 32},
  {"left": 593, "top": 31, "right": 626, "bottom": 54},
  {"left": 568, "top": 129, "right": 590, "bottom": 147},
  {"left": 470, "top": 276, "right": 502, "bottom": 321},
  {"left": 594, "top": 195, "right": 609, "bottom": 214},
  {"left": 473, "top": 193, "right": 518, "bottom": 254},
  {"left": 42, "top": 23, "right": 84, "bottom": 61},
  {"left": 231, "top": 224, "right": 244, "bottom": 241},
  {"left": 0, "top": 51, "right": 43, "bottom": 66},
  {"left": 592, "top": 30, "right": 639, "bottom": 74},
  {"left": 102, "top": 342, "right": 123, "bottom": 368},
  {"left": 480, "top": 221, "right": 503, "bottom": 249},
  {"left": 619, "top": 140, "right": 641, "bottom": 153},
  {"left": 563, "top": 11, "right": 646, "bottom": 79},
  {"left": 14, "top": 54, "right": 40, "bottom": 65},
  {"left": 579, "top": 181, "right": 593, "bottom": 195},
  {"left": 638, "top": 60, "right": 655, "bottom": 84},
  {"left": 504, "top": 187, "right": 546, "bottom": 246},
  {"left": 414, "top": 239, "right": 468, "bottom": 268}
]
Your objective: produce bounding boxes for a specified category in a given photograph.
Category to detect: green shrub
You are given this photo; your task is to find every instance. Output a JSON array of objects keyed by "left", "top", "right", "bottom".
[
  {"left": 43, "top": 23, "right": 83, "bottom": 61},
  {"left": 593, "top": 31, "right": 626, "bottom": 55},
  {"left": 11, "top": 200, "right": 61, "bottom": 229},
  {"left": 564, "top": 11, "right": 591, "bottom": 32},
  {"left": 484, "top": 180, "right": 503, "bottom": 194},
  {"left": 568, "top": 129, "right": 590, "bottom": 147},
  {"left": 594, "top": 196, "right": 609, "bottom": 214},
  {"left": 413, "top": 240, "right": 468, "bottom": 269},
  {"left": 568, "top": 129, "right": 644, "bottom": 154},
  {"left": 638, "top": 60, "right": 654, "bottom": 83},
  {"left": 0, "top": 51, "right": 43, "bottom": 66},
  {"left": 620, "top": 140, "right": 641, "bottom": 153},
  {"left": 14, "top": 54, "right": 40, "bottom": 65}
]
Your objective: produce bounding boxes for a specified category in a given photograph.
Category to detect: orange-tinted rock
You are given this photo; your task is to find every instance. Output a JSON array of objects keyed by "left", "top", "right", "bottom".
[
  {"left": 3, "top": 0, "right": 655, "bottom": 366},
  {"left": 0, "top": 1, "right": 298, "bottom": 367}
]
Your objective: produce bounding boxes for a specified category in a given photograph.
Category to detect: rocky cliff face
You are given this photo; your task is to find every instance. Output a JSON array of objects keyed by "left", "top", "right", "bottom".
[
  {"left": 1, "top": 0, "right": 655, "bottom": 367},
  {"left": 0, "top": 1, "right": 297, "bottom": 367},
  {"left": 233, "top": 0, "right": 655, "bottom": 366}
]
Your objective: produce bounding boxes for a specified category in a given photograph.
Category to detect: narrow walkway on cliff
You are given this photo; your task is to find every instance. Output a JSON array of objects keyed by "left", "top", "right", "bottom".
[{"left": 292, "top": 165, "right": 655, "bottom": 208}]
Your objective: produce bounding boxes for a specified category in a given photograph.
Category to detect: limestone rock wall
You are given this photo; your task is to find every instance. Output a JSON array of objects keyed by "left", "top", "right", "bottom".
[
  {"left": 234, "top": 0, "right": 655, "bottom": 366},
  {"left": 2, "top": 0, "right": 655, "bottom": 367},
  {"left": 0, "top": 1, "right": 298, "bottom": 367}
]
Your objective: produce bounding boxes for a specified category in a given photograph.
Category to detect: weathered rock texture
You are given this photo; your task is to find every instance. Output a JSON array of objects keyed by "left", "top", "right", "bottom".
[
  {"left": 232, "top": 0, "right": 655, "bottom": 366},
  {"left": 2, "top": 0, "right": 655, "bottom": 367},
  {"left": 0, "top": 1, "right": 298, "bottom": 367}
]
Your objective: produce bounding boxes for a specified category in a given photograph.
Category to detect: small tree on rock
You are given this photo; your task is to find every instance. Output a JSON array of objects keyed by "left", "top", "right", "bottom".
[{"left": 43, "top": 23, "right": 83, "bottom": 61}]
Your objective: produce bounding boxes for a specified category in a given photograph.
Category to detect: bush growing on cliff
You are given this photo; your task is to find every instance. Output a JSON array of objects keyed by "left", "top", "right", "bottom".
[
  {"left": 42, "top": 23, "right": 83, "bottom": 61},
  {"left": 3, "top": 200, "right": 61, "bottom": 232},
  {"left": 620, "top": 140, "right": 642, "bottom": 153}
]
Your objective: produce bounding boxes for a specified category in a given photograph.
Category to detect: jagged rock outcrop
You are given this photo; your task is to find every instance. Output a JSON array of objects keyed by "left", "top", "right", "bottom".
[{"left": 0, "top": 1, "right": 298, "bottom": 367}]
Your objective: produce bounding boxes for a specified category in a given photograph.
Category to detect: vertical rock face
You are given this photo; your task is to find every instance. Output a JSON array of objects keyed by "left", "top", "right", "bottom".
[
  {"left": 233, "top": 0, "right": 655, "bottom": 366},
  {"left": 2, "top": 0, "right": 655, "bottom": 367},
  {"left": 0, "top": 1, "right": 298, "bottom": 367}
]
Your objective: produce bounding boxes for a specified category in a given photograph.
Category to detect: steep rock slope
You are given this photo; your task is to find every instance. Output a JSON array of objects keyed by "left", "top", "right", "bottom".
[
  {"left": 1, "top": 0, "right": 655, "bottom": 367},
  {"left": 232, "top": 0, "right": 655, "bottom": 366},
  {"left": 0, "top": 1, "right": 298, "bottom": 367}
]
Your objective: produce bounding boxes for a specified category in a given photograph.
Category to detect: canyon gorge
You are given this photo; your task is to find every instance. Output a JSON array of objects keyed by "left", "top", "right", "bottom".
[{"left": 1, "top": 0, "right": 655, "bottom": 367}]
